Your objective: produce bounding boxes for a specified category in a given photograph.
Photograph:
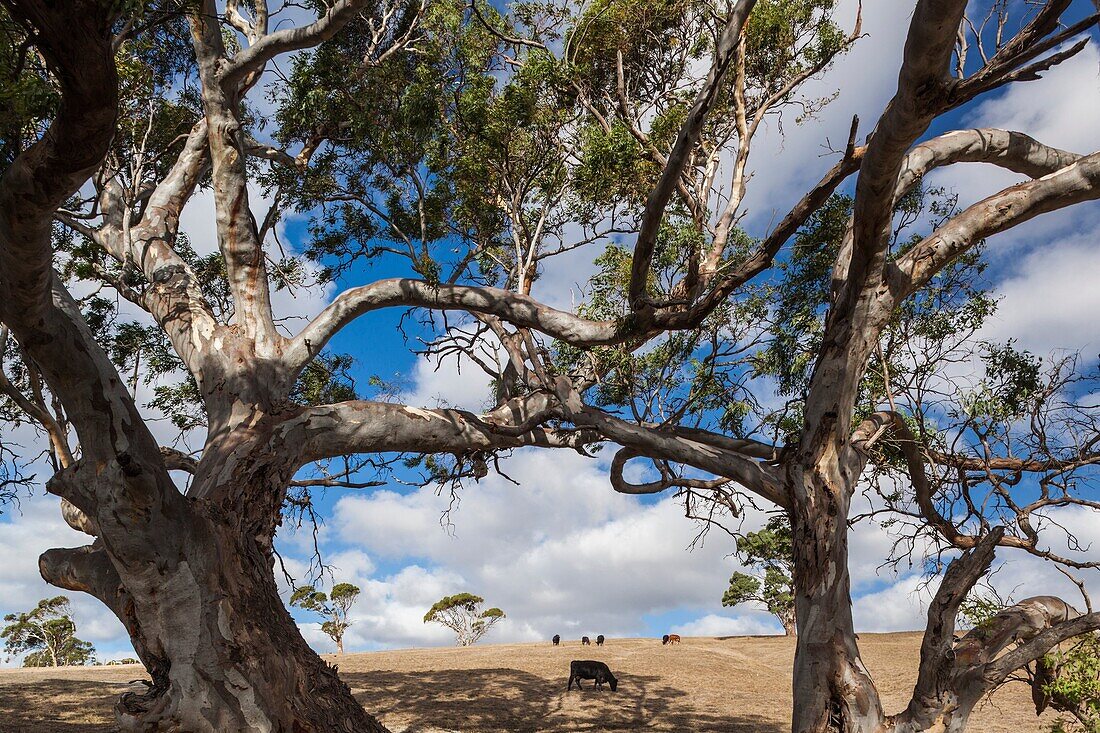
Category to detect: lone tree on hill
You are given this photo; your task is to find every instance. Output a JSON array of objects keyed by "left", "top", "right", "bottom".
[
  {"left": 722, "top": 516, "right": 796, "bottom": 636},
  {"left": 424, "top": 593, "right": 506, "bottom": 646},
  {"left": 290, "top": 582, "right": 361, "bottom": 655},
  {"left": 1, "top": 0, "right": 1100, "bottom": 730},
  {"left": 2, "top": 596, "right": 96, "bottom": 667}
]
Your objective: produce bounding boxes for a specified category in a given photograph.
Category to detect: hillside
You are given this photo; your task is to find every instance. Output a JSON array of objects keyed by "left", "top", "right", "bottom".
[{"left": 0, "top": 633, "right": 1055, "bottom": 732}]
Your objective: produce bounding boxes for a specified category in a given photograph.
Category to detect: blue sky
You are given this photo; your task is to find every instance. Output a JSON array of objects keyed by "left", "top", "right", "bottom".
[{"left": 3, "top": 0, "right": 1100, "bottom": 664}]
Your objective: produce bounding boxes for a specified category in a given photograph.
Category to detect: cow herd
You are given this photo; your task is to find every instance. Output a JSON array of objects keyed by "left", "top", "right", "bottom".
[
  {"left": 552, "top": 633, "right": 681, "bottom": 693},
  {"left": 552, "top": 633, "right": 672, "bottom": 647}
]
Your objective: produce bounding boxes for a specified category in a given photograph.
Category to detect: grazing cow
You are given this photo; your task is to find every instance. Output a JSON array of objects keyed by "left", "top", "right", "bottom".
[
  {"left": 581, "top": 636, "right": 591, "bottom": 645},
  {"left": 552, "top": 634, "right": 560, "bottom": 646},
  {"left": 568, "top": 660, "right": 618, "bottom": 691},
  {"left": 663, "top": 634, "right": 681, "bottom": 645},
  {"left": 596, "top": 635, "right": 605, "bottom": 646},
  {"left": 662, "top": 634, "right": 669, "bottom": 645}
]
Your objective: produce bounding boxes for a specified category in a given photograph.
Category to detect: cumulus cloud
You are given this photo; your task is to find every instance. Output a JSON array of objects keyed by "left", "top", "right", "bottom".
[
  {"left": 400, "top": 325, "right": 503, "bottom": 411},
  {"left": 0, "top": 491, "right": 130, "bottom": 667},
  {"left": 735, "top": 0, "right": 910, "bottom": 228},
  {"left": 975, "top": 226, "right": 1100, "bottom": 356},
  {"left": 278, "top": 448, "right": 775, "bottom": 648},
  {"left": 671, "top": 613, "right": 782, "bottom": 637},
  {"left": 852, "top": 574, "right": 935, "bottom": 633},
  {"left": 289, "top": 446, "right": 972, "bottom": 648}
]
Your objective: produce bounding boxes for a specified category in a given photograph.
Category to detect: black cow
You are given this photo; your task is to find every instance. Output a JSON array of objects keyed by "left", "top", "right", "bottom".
[
  {"left": 568, "top": 660, "right": 618, "bottom": 691},
  {"left": 596, "top": 635, "right": 605, "bottom": 646},
  {"left": 581, "top": 636, "right": 591, "bottom": 645},
  {"left": 552, "top": 634, "right": 560, "bottom": 646},
  {"left": 662, "top": 634, "right": 669, "bottom": 645}
]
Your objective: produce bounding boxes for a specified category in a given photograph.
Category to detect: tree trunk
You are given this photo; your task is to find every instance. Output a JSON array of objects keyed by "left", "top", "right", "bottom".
[
  {"left": 781, "top": 614, "right": 797, "bottom": 638},
  {"left": 887, "top": 687, "right": 984, "bottom": 733},
  {"left": 337, "top": 637, "right": 345, "bottom": 655},
  {"left": 45, "top": 499, "right": 388, "bottom": 732},
  {"left": 121, "top": 521, "right": 385, "bottom": 732},
  {"left": 788, "top": 468, "right": 883, "bottom": 733}
]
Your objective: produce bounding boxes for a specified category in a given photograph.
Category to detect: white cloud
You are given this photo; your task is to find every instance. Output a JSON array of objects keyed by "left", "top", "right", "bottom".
[
  {"left": 963, "top": 43, "right": 1100, "bottom": 157},
  {"left": 976, "top": 226, "right": 1100, "bottom": 356},
  {"left": 736, "top": 0, "right": 910, "bottom": 231},
  {"left": 852, "top": 574, "right": 935, "bottom": 632},
  {"left": 0, "top": 490, "right": 131, "bottom": 667},
  {"left": 318, "top": 448, "right": 772, "bottom": 648},
  {"left": 298, "top": 564, "right": 475, "bottom": 652},
  {"left": 402, "top": 326, "right": 502, "bottom": 411},
  {"left": 671, "top": 613, "right": 781, "bottom": 637}
]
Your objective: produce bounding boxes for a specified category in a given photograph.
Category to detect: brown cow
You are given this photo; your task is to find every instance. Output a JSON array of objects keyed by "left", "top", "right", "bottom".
[{"left": 662, "top": 633, "right": 681, "bottom": 645}]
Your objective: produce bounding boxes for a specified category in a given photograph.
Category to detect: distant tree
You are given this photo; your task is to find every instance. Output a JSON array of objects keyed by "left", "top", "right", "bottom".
[
  {"left": 2, "top": 596, "right": 95, "bottom": 666},
  {"left": 722, "top": 516, "right": 796, "bottom": 636},
  {"left": 290, "top": 583, "right": 361, "bottom": 655},
  {"left": 424, "top": 593, "right": 505, "bottom": 646}
]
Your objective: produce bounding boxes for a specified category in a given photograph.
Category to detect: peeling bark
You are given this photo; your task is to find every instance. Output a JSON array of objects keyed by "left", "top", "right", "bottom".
[{"left": 788, "top": 465, "right": 883, "bottom": 733}]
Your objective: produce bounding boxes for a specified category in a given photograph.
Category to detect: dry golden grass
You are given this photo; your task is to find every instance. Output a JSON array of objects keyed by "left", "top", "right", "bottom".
[{"left": 0, "top": 633, "right": 1054, "bottom": 732}]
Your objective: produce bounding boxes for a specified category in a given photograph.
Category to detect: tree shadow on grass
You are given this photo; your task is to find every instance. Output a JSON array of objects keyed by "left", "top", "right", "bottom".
[
  {"left": 0, "top": 668, "right": 786, "bottom": 733},
  {"left": 344, "top": 668, "right": 785, "bottom": 732},
  {"left": 0, "top": 678, "right": 141, "bottom": 732}
]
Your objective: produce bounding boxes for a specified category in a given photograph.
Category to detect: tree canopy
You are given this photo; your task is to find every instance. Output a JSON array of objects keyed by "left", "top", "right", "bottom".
[
  {"left": 0, "top": 0, "right": 1098, "bottom": 730},
  {"left": 722, "top": 516, "right": 796, "bottom": 635},
  {"left": 424, "top": 593, "right": 506, "bottom": 646},
  {"left": 2, "top": 596, "right": 96, "bottom": 667},
  {"left": 290, "top": 582, "right": 362, "bottom": 654}
]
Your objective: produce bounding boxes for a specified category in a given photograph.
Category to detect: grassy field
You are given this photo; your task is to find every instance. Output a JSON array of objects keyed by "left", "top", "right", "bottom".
[{"left": 0, "top": 632, "right": 1055, "bottom": 732}]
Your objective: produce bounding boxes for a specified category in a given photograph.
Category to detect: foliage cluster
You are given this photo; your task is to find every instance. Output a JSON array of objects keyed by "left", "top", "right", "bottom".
[
  {"left": 2, "top": 596, "right": 96, "bottom": 667},
  {"left": 1041, "top": 635, "right": 1100, "bottom": 733},
  {"left": 423, "top": 592, "right": 505, "bottom": 646},
  {"left": 722, "top": 515, "right": 796, "bottom": 635},
  {"left": 290, "top": 582, "right": 362, "bottom": 654}
]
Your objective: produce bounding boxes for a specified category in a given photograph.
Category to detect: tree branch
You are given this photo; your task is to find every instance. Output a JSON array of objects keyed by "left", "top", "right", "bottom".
[
  {"left": 610, "top": 447, "right": 733, "bottom": 495},
  {"left": 285, "top": 279, "right": 625, "bottom": 376},
  {"left": 628, "top": 0, "right": 757, "bottom": 309},
  {"left": 278, "top": 400, "right": 598, "bottom": 467},
  {"left": 893, "top": 151, "right": 1100, "bottom": 297},
  {"left": 553, "top": 378, "right": 789, "bottom": 507},
  {"left": 221, "top": 0, "right": 370, "bottom": 88},
  {"left": 0, "top": 0, "right": 121, "bottom": 323},
  {"left": 849, "top": 0, "right": 967, "bottom": 274},
  {"left": 0, "top": 2, "right": 185, "bottom": 548},
  {"left": 905, "top": 526, "right": 1004, "bottom": 726}
]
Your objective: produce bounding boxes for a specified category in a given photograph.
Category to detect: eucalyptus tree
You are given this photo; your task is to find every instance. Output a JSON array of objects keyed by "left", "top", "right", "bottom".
[
  {"left": 1, "top": 0, "right": 1100, "bottom": 732},
  {"left": 423, "top": 592, "right": 506, "bottom": 645},
  {"left": 2, "top": 595, "right": 96, "bottom": 666},
  {"left": 722, "top": 516, "right": 796, "bottom": 635},
  {"left": 290, "top": 582, "right": 361, "bottom": 654}
]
